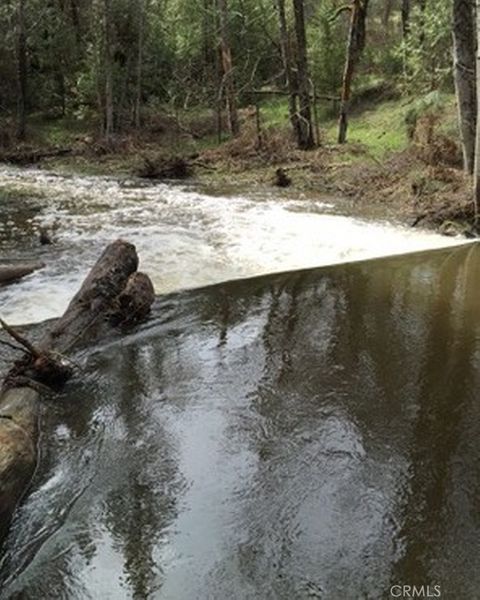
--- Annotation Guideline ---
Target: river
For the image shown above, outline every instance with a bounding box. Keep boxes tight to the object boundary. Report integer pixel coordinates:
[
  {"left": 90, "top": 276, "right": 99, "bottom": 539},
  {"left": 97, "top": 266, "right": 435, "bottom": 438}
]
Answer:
[
  {"left": 0, "top": 166, "right": 463, "bottom": 324},
  {"left": 0, "top": 167, "right": 478, "bottom": 599}
]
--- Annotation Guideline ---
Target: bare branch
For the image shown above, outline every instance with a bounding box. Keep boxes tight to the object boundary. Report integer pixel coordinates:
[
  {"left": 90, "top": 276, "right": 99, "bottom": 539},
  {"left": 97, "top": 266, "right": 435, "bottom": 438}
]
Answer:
[
  {"left": 0, "top": 319, "right": 41, "bottom": 358},
  {"left": 332, "top": 3, "right": 353, "bottom": 21}
]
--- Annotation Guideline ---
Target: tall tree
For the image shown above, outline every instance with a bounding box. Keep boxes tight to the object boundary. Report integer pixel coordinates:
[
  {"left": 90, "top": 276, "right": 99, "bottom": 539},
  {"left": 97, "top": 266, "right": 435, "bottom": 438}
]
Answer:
[
  {"left": 453, "top": 0, "right": 477, "bottom": 174},
  {"left": 292, "top": 0, "right": 314, "bottom": 149},
  {"left": 134, "top": 0, "right": 145, "bottom": 129},
  {"left": 16, "top": 0, "right": 27, "bottom": 140},
  {"left": 217, "top": 0, "right": 239, "bottom": 136},
  {"left": 104, "top": 0, "right": 114, "bottom": 139},
  {"left": 401, "top": 0, "right": 410, "bottom": 38},
  {"left": 275, "top": 0, "right": 301, "bottom": 145},
  {"left": 382, "top": 0, "right": 395, "bottom": 29},
  {"left": 417, "top": 0, "right": 427, "bottom": 47},
  {"left": 338, "top": 0, "right": 369, "bottom": 144},
  {"left": 69, "top": 0, "right": 82, "bottom": 44},
  {"left": 201, "top": 0, "right": 215, "bottom": 85},
  {"left": 474, "top": 0, "right": 480, "bottom": 222}
]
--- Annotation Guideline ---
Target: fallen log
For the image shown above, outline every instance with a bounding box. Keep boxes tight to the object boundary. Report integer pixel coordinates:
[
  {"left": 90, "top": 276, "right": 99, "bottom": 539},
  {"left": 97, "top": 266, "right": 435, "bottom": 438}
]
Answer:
[
  {"left": 0, "top": 239, "right": 154, "bottom": 545},
  {"left": 0, "top": 262, "right": 45, "bottom": 286},
  {"left": 137, "top": 155, "right": 192, "bottom": 180},
  {"left": 0, "top": 146, "right": 73, "bottom": 166}
]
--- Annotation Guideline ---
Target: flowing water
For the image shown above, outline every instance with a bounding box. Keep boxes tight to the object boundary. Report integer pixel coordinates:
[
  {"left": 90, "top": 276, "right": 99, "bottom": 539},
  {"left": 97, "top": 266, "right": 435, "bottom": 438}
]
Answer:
[
  {"left": 0, "top": 165, "right": 463, "bottom": 324},
  {"left": 0, "top": 167, "right": 478, "bottom": 599}
]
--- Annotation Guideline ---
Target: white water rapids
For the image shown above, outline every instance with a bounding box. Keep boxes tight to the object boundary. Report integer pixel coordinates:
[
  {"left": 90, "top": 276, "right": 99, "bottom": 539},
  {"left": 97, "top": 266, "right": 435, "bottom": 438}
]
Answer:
[{"left": 0, "top": 166, "right": 466, "bottom": 325}]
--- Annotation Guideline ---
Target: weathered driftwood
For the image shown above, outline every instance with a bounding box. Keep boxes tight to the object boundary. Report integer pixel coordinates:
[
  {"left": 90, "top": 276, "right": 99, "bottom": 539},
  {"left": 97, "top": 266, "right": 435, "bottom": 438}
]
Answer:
[
  {"left": 0, "top": 388, "right": 38, "bottom": 542},
  {"left": 0, "top": 239, "right": 154, "bottom": 545},
  {"left": 0, "top": 262, "right": 45, "bottom": 286},
  {"left": 110, "top": 272, "right": 155, "bottom": 327}
]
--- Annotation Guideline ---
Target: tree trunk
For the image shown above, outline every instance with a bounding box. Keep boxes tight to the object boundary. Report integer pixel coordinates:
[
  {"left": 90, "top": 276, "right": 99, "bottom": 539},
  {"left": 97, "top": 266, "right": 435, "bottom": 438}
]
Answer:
[
  {"left": 0, "top": 387, "right": 38, "bottom": 542},
  {"left": 402, "top": 0, "right": 410, "bottom": 38},
  {"left": 275, "top": 0, "right": 301, "bottom": 145},
  {"left": 383, "top": 0, "right": 394, "bottom": 29},
  {"left": 201, "top": 0, "right": 214, "bottom": 84},
  {"left": 215, "top": 44, "right": 224, "bottom": 143},
  {"left": 0, "top": 262, "right": 44, "bottom": 286},
  {"left": 453, "top": 0, "right": 477, "bottom": 174},
  {"left": 217, "top": 0, "right": 239, "bottom": 136},
  {"left": 473, "top": 0, "right": 480, "bottom": 223},
  {"left": 0, "top": 240, "right": 154, "bottom": 546},
  {"left": 338, "top": 0, "right": 369, "bottom": 145},
  {"left": 292, "top": 0, "right": 314, "bottom": 149},
  {"left": 69, "top": 0, "right": 82, "bottom": 44},
  {"left": 134, "top": 0, "right": 145, "bottom": 129},
  {"left": 56, "top": 71, "right": 66, "bottom": 116},
  {"left": 417, "top": 0, "right": 427, "bottom": 47},
  {"left": 16, "top": 0, "right": 27, "bottom": 141},
  {"left": 104, "top": 0, "right": 114, "bottom": 139},
  {"left": 312, "top": 82, "right": 320, "bottom": 145}
]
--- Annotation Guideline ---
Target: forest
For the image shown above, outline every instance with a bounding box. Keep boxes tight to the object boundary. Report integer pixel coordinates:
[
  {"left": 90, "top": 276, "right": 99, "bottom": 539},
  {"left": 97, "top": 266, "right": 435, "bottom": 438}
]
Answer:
[
  {"left": 0, "top": 0, "right": 478, "bottom": 230},
  {"left": 3, "top": 2, "right": 480, "bottom": 597}
]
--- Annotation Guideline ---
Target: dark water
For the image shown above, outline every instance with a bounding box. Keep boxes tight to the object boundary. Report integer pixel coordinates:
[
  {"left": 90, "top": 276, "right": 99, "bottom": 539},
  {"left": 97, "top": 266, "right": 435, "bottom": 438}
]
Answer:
[{"left": 1, "top": 243, "right": 480, "bottom": 599}]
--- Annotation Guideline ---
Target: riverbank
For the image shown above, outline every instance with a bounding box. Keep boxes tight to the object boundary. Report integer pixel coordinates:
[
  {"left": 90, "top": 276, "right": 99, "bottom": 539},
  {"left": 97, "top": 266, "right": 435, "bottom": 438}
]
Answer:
[{"left": 1, "top": 94, "right": 474, "bottom": 236}]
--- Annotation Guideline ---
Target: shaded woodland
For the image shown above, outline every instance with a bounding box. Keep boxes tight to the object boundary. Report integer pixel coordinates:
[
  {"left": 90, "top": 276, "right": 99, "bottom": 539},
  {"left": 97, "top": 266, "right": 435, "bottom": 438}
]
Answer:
[{"left": 2, "top": 0, "right": 480, "bottom": 219}]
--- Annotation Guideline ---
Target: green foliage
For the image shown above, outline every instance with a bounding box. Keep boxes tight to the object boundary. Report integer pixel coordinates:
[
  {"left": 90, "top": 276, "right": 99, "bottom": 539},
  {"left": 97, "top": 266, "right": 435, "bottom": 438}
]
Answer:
[
  {"left": 261, "top": 95, "right": 416, "bottom": 161},
  {"left": 405, "top": 90, "right": 447, "bottom": 124},
  {"left": 260, "top": 97, "right": 290, "bottom": 129},
  {"left": 395, "top": 0, "right": 453, "bottom": 94},
  {"left": 404, "top": 90, "right": 455, "bottom": 140},
  {"left": 308, "top": 0, "right": 346, "bottom": 96},
  {"left": 0, "top": 0, "right": 463, "bottom": 146},
  {"left": 325, "top": 98, "right": 411, "bottom": 159}
]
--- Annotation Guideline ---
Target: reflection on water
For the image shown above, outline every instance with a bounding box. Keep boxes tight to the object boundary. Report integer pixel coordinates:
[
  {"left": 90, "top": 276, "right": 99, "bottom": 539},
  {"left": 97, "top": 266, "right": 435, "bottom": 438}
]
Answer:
[
  {"left": 0, "top": 166, "right": 463, "bottom": 324},
  {"left": 1, "top": 243, "right": 480, "bottom": 599}
]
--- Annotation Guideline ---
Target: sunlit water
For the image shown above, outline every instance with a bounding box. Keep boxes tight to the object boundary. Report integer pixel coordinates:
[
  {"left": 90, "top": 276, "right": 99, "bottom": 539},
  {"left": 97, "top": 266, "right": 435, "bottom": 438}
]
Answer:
[
  {"left": 0, "top": 165, "right": 464, "bottom": 324},
  {"left": 1, "top": 167, "right": 478, "bottom": 599}
]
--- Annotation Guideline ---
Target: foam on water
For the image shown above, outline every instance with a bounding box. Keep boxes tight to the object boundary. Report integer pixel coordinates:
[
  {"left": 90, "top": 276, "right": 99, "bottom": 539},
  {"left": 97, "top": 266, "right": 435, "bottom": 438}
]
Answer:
[{"left": 0, "top": 166, "right": 466, "bottom": 324}]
